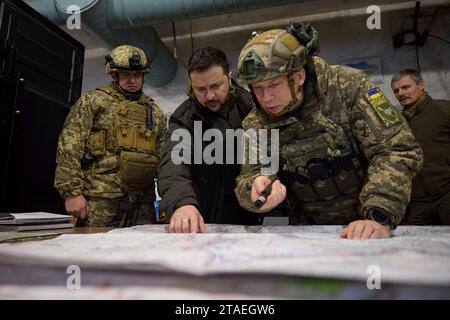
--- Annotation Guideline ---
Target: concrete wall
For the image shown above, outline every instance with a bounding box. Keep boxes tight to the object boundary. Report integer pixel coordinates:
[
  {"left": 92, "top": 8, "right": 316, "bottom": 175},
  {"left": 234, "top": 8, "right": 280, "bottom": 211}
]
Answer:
[{"left": 80, "top": 4, "right": 450, "bottom": 114}]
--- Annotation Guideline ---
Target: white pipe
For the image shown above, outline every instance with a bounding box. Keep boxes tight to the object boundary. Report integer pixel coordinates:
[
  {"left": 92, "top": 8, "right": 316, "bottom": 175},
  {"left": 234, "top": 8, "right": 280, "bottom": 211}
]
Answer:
[{"left": 160, "top": 0, "right": 450, "bottom": 42}]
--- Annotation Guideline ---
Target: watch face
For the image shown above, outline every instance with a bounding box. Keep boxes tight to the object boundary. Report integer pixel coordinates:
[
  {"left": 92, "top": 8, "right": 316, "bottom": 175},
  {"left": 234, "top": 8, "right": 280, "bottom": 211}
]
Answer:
[{"left": 371, "top": 209, "right": 388, "bottom": 224}]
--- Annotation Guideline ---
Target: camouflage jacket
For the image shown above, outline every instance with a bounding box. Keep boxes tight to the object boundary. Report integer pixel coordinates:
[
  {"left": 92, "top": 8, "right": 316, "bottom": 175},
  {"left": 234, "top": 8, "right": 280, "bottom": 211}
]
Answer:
[
  {"left": 235, "top": 57, "right": 423, "bottom": 227},
  {"left": 55, "top": 83, "right": 166, "bottom": 199}
]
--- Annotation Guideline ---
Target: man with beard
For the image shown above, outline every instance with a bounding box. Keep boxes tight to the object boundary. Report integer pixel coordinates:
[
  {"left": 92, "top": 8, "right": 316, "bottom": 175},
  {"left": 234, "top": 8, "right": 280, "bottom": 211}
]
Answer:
[{"left": 158, "top": 47, "right": 259, "bottom": 233}]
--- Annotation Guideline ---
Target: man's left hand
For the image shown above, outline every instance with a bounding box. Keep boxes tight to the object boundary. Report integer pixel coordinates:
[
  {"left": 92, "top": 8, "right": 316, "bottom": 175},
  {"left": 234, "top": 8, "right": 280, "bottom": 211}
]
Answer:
[{"left": 340, "top": 220, "right": 391, "bottom": 240}]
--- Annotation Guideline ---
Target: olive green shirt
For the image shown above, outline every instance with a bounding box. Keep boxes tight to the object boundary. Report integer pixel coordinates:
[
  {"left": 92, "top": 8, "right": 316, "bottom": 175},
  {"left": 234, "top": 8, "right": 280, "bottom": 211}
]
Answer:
[{"left": 402, "top": 93, "right": 450, "bottom": 201}]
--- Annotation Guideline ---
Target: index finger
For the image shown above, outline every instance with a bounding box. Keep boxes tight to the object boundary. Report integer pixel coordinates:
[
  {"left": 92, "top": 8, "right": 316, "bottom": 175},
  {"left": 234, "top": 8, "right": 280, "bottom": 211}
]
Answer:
[
  {"left": 199, "top": 216, "right": 206, "bottom": 233},
  {"left": 254, "top": 176, "right": 271, "bottom": 193},
  {"left": 169, "top": 216, "right": 179, "bottom": 233},
  {"left": 260, "top": 181, "right": 284, "bottom": 208},
  {"left": 251, "top": 182, "right": 265, "bottom": 203},
  {"left": 344, "top": 222, "right": 357, "bottom": 239},
  {"left": 189, "top": 214, "right": 199, "bottom": 233}
]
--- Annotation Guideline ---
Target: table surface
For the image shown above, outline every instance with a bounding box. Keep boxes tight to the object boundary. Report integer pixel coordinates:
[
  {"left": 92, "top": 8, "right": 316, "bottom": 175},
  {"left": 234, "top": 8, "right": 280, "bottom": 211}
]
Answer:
[{"left": 0, "top": 224, "right": 449, "bottom": 299}]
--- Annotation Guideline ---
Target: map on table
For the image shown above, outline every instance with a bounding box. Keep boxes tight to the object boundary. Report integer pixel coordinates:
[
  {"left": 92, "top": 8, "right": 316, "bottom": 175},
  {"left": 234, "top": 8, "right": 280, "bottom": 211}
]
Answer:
[{"left": 0, "top": 225, "right": 449, "bottom": 286}]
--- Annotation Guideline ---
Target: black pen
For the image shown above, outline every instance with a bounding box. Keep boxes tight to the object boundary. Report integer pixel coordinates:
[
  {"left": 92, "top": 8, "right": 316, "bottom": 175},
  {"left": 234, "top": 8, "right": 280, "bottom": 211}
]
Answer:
[{"left": 254, "top": 180, "right": 275, "bottom": 209}]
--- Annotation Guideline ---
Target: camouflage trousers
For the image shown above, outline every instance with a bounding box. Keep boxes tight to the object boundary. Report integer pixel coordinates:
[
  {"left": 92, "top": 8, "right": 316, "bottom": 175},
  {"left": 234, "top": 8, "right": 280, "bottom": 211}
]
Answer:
[
  {"left": 403, "top": 190, "right": 450, "bottom": 225},
  {"left": 80, "top": 196, "right": 154, "bottom": 228}
]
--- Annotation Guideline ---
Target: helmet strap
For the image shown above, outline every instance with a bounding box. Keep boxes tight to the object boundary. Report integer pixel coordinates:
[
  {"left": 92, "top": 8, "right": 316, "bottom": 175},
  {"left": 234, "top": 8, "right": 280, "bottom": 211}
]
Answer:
[{"left": 287, "top": 73, "right": 299, "bottom": 108}]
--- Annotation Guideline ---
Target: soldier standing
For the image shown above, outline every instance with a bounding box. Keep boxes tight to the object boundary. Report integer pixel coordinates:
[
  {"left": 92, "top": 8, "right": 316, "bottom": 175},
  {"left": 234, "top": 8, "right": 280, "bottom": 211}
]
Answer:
[
  {"left": 391, "top": 69, "right": 450, "bottom": 225},
  {"left": 234, "top": 22, "right": 423, "bottom": 239},
  {"left": 55, "top": 45, "right": 166, "bottom": 227}
]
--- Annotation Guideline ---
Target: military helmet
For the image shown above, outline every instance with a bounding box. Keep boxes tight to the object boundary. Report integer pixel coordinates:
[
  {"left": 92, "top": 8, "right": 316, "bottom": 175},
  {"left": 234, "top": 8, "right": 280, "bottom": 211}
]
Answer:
[
  {"left": 237, "top": 29, "right": 307, "bottom": 84},
  {"left": 105, "top": 45, "right": 150, "bottom": 75},
  {"left": 237, "top": 22, "right": 320, "bottom": 117},
  {"left": 237, "top": 22, "right": 319, "bottom": 84}
]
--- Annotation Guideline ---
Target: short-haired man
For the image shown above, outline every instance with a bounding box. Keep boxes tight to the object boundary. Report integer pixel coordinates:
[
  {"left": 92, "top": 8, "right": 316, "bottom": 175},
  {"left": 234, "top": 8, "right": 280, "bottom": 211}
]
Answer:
[
  {"left": 391, "top": 69, "right": 450, "bottom": 225},
  {"left": 234, "top": 22, "right": 423, "bottom": 239},
  {"left": 158, "top": 47, "right": 259, "bottom": 233}
]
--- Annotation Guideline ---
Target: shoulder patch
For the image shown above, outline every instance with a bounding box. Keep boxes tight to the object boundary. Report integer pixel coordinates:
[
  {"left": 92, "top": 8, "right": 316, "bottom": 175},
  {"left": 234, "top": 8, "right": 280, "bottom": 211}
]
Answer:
[{"left": 365, "top": 88, "right": 401, "bottom": 127}]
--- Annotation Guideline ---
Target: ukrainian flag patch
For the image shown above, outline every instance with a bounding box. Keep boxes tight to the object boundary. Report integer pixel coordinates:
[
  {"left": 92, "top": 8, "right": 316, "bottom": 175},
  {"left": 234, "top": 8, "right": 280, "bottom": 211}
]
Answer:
[{"left": 365, "top": 88, "right": 400, "bottom": 127}]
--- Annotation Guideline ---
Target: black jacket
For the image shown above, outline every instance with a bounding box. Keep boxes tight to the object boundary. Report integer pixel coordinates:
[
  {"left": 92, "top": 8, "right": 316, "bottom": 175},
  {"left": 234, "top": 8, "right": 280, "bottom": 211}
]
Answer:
[{"left": 158, "top": 81, "right": 260, "bottom": 224}]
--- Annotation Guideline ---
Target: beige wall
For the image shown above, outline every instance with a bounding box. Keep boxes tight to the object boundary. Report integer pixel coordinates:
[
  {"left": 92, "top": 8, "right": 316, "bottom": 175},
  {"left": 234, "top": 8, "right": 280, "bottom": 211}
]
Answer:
[{"left": 80, "top": 3, "right": 450, "bottom": 114}]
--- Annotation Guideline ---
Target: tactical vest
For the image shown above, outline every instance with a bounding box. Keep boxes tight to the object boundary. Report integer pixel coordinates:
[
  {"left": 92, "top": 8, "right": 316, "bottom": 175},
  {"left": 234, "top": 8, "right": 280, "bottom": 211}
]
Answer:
[
  {"left": 277, "top": 110, "right": 365, "bottom": 224},
  {"left": 87, "top": 86, "right": 158, "bottom": 191}
]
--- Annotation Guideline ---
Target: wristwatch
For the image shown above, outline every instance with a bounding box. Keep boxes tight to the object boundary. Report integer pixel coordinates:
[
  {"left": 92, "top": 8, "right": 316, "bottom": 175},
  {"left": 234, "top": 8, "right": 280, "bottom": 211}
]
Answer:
[{"left": 368, "top": 208, "right": 390, "bottom": 226}]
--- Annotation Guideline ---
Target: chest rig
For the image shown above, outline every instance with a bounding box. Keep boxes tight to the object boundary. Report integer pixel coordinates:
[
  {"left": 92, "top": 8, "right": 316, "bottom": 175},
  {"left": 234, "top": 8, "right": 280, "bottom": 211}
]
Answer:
[
  {"left": 276, "top": 109, "right": 365, "bottom": 224},
  {"left": 87, "top": 86, "right": 158, "bottom": 190}
]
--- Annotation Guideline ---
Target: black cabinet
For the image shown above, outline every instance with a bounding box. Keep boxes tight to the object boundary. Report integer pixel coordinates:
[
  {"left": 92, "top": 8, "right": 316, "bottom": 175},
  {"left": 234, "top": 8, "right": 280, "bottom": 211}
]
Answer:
[{"left": 0, "top": 0, "right": 84, "bottom": 213}]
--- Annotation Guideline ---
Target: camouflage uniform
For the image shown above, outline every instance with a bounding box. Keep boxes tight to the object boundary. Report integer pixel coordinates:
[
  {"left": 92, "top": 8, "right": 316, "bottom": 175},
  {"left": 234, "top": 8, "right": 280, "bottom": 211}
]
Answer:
[
  {"left": 235, "top": 27, "right": 423, "bottom": 228},
  {"left": 54, "top": 45, "right": 167, "bottom": 227}
]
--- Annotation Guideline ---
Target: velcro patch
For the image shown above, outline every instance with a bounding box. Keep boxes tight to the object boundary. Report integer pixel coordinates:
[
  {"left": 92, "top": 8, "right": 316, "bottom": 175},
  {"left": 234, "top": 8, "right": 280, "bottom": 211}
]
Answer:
[{"left": 365, "top": 88, "right": 401, "bottom": 127}]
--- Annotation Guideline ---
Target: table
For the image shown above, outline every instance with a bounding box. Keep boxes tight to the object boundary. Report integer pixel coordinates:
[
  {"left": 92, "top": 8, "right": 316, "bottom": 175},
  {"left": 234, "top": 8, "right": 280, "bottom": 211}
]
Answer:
[{"left": 0, "top": 224, "right": 449, "bottom": 299}]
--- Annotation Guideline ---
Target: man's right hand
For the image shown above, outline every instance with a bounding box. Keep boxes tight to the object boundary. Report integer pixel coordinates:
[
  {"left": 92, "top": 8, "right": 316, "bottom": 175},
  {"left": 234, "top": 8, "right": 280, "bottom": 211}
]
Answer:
[
  {"left": 169, "top": 205, "right": 206, "bottom": 233},
  {"left": 251, "top": 176, "right": 286, "bottom": 212},
  {"left": 65, "top": 195, "right": 89, "bottom": 220}
]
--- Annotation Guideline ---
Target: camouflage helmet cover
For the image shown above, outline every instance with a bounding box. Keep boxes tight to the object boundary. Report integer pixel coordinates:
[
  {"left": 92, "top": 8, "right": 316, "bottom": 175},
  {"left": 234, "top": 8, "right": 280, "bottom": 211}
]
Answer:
[
  {"left": 237, "top": 29, "right": 307, "bottom": 84},
  {"left": 105, "top": 45, "right": 150, "bottom": 75}
]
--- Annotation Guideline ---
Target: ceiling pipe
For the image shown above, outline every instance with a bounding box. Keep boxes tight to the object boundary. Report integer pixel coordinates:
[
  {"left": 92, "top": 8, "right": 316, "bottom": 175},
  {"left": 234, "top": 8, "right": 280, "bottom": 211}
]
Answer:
[{"left": 26, "top": 0, "right": 313, "bottom": 86}]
